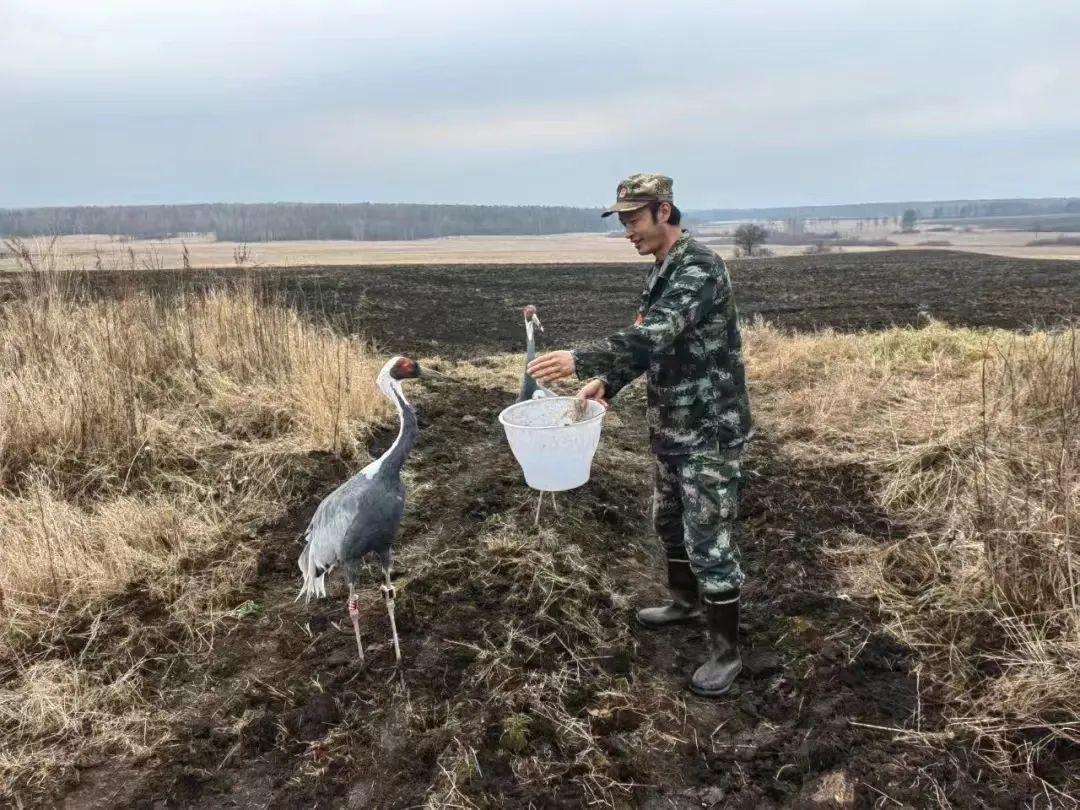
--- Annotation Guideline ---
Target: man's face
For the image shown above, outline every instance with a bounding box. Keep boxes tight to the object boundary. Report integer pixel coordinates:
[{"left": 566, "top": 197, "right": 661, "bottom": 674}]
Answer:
[{"left": 619, "top": 203, "right": 668, "bottom": 256}]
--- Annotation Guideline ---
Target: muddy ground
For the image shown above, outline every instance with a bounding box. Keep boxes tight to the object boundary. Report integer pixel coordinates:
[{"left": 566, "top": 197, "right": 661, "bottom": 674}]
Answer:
[
  {"left": 10, "top": 250, "right": 1080, "bottom": 808},
  {"left": 53, "top": 385, "right": 1041, "bottom": 810}
]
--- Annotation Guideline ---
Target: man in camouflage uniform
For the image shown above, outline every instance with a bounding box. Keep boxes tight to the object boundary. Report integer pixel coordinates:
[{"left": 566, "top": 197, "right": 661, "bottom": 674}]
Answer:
[{"left": 528, "top": 173, "right": 752, "bottom": 697}]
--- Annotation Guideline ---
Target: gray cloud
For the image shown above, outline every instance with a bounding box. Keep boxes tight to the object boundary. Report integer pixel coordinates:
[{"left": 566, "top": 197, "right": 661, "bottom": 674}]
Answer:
[{"left": 2, "top": 0, "right": 1078, "bottom": 208}]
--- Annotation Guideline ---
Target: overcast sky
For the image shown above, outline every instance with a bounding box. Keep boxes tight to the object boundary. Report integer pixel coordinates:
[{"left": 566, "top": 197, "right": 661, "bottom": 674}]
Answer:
[{"left": 2, "top": 0, "right": 1078, "bottom": 209}]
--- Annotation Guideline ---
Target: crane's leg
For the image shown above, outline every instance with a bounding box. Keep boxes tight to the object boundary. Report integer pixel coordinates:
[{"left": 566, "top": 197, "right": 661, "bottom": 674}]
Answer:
[
  {"left": 347, "top": 581, "right": 366, "bottom": 666},
  {"left": 381, "top": 566, "right": 402, "bottom": 669},
  {"left": 534, "top": 490, "right": 544, "bottom": 526},
  {"left": 550, "top": 491, "right": 559, "bottom": 513}
]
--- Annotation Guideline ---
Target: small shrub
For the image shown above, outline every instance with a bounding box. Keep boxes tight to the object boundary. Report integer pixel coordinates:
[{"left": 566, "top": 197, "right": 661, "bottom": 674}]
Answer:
[{"left": 500, "top": 713, "right": 532, "bottom": 754}]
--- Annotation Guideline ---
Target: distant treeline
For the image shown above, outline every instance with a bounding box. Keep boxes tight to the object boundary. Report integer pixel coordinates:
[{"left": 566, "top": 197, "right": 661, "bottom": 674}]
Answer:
[
  {"left": 5, "top": 197, "right": 1079, "bottom": 242},
  {"left": 0, "top": 202, "right": 611, "bottom": 241}
]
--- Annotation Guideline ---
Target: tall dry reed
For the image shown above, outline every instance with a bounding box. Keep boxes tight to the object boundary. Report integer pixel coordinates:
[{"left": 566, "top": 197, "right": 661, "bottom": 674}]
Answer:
[
  {"left": 746, "top": 318, "right": 1079, "bottom": 765},
  {"left": 1, "top": 245, "right": 387, "bottom": 637}
]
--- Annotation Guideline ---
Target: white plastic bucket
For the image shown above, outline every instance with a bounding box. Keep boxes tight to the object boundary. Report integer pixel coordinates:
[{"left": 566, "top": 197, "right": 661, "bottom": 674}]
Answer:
[{"left": 498, "top": 397, "right": 607, "bottom": 491}]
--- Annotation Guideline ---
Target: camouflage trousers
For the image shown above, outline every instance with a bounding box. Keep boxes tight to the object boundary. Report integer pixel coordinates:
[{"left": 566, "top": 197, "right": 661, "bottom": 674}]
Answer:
[{"left": 653, "top": 445, "right": 745, "bottom": 594}]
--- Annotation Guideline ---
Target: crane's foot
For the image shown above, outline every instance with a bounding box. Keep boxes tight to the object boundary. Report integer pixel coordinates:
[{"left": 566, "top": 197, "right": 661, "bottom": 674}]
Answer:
[
  {"left": 386, "top": 662, "right": 406, "bottom": 686},
  {"left": 348, "top": 593, "right": 366, "bottom": 667}
]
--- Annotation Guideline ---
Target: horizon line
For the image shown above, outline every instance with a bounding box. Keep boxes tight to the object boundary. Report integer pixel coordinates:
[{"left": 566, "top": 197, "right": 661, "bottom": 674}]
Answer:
[{"left": 1, "top": 193, "right": 1076, "bottom": 215}]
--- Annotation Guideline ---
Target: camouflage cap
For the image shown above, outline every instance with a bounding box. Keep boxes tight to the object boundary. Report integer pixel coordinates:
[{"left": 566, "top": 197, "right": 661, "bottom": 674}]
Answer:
[{"left": 602, "top": 173, "right": 674, "bottom": 217}]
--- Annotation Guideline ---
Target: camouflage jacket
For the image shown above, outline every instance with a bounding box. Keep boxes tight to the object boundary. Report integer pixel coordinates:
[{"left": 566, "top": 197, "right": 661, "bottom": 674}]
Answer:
[{"left": 572, "top": 231, "right": 751, "bottom": 456}]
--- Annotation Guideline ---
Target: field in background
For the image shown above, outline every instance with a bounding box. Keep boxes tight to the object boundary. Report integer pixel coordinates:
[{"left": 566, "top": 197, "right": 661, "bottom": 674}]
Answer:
[
  {"left": 1, "top": 250, "right": 1077, "bottom": 807},
  {"left": 698, "top": 216, "right": 1080, "bottom": 261},
  {"left": 3, "top": 220, "right": 1080, "bottom": 273},
  {"left": 16, "top": 250, "right": 1072, "bottom": 362}
]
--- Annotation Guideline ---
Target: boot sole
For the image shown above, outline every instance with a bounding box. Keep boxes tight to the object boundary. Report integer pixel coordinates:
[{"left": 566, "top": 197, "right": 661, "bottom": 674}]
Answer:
[
  {"left": 634, "top": 611, "right": 703, "bottom": 630},
  {"left": 689, "top": 662, "right": 743, "bottom": 697}
]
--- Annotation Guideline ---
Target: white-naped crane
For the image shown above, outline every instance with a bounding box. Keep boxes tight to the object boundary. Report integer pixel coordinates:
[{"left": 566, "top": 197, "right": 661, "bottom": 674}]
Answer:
[
  {"left": 517, "top": 304, "right": 555, "bottom": 403},
  {"left": 296, "top": 355, "right": 451, "bottom": 670}
]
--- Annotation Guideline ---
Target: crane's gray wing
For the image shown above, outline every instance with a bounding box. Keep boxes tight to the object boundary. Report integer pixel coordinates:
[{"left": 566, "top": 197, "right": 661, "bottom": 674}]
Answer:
[
  {"left": 302, "top": 475, "right": 404, "bottom": 573},
  {"left": 340, "top": 477, "right": 405, "bottom": 562}
]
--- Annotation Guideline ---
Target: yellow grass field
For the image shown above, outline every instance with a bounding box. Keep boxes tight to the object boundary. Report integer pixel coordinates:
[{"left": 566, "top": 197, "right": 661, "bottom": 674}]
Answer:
[{"left": 2, "top": 224, "right": 1078, "bottom": 273}]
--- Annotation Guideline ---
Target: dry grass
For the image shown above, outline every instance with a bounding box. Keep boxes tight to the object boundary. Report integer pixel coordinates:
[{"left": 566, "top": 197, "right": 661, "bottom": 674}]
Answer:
[
  {"left": 0, "top": 659, "right": 170, "bottom": 795},
  {"left": 0, "top": 245, "right": 390, "bottom": 797},
  {"left": 0, "top": 265, "right": 387, "bottom": 618},
  {"left": 745, "top": 318, "right": 1079, "bottom": 767}
]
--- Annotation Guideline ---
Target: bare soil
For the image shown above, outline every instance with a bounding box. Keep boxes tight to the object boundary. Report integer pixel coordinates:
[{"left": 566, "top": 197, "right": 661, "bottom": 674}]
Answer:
[
  {"left": 14, "top": 249, "right": 1076, "bottom": 361},
  {"left": 11, "top": 250, "right": 1080, "bottom": 808}
]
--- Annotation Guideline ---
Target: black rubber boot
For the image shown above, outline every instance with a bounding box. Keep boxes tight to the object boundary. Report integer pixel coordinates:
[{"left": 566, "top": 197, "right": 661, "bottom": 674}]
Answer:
[
  {"left": 690, "top": 590, "right": 742, "bottom": 697},
  {"left": 635, "top": 557, "right": 703, "bottom": 628}
]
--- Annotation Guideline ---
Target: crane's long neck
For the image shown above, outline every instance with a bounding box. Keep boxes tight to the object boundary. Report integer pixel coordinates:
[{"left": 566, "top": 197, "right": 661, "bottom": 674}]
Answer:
[
  {"left": 526, "top": 321, "right": 537, "bottom": 363},
  {"left": 377, "top": 382, "right": 419, "bottom": 477},
  {"left": 519, "top": 321, "right": 539, "bottom": 401}
]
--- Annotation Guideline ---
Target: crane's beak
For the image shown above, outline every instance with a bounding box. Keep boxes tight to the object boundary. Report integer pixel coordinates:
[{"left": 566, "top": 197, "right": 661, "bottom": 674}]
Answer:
[{"left": 418, "top": 365, "right": 457, "bottom": 383}]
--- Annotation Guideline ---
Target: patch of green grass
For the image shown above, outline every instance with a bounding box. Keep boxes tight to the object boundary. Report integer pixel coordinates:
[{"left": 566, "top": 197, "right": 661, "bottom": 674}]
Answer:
[{"left": 500, "top": 713, "right": 532, "bottom": 754}]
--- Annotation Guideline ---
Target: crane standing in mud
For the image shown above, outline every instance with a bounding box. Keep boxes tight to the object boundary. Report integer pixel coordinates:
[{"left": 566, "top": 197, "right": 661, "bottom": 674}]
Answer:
[{"left": 296, "top": 355, "right": 450, "bottom": 669}]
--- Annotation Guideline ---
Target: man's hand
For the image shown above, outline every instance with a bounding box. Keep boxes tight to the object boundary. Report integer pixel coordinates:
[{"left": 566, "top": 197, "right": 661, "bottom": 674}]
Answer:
[
  {"left": 577, "top": 378, "right": 607, "bottom": 403},
  {"left": 527, "top": 350, "right": 575, "bottom": 385}
]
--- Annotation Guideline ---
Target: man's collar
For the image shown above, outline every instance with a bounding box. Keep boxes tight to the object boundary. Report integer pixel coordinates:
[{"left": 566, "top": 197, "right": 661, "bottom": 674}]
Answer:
[
  {"left": 643, "top": 231, "right": 691, "bottom": 297},
  {"left": 654, "top": 229, "right": 691, "bottom": 275}
]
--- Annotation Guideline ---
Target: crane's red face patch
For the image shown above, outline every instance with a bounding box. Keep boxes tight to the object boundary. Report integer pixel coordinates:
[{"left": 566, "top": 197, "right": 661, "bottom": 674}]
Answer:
[
  {"left": 390, "top": 357, "right": 419, "bottom": 380},
  {"left": 523, "top": 305, "right": 537, "bottom": 320}
]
